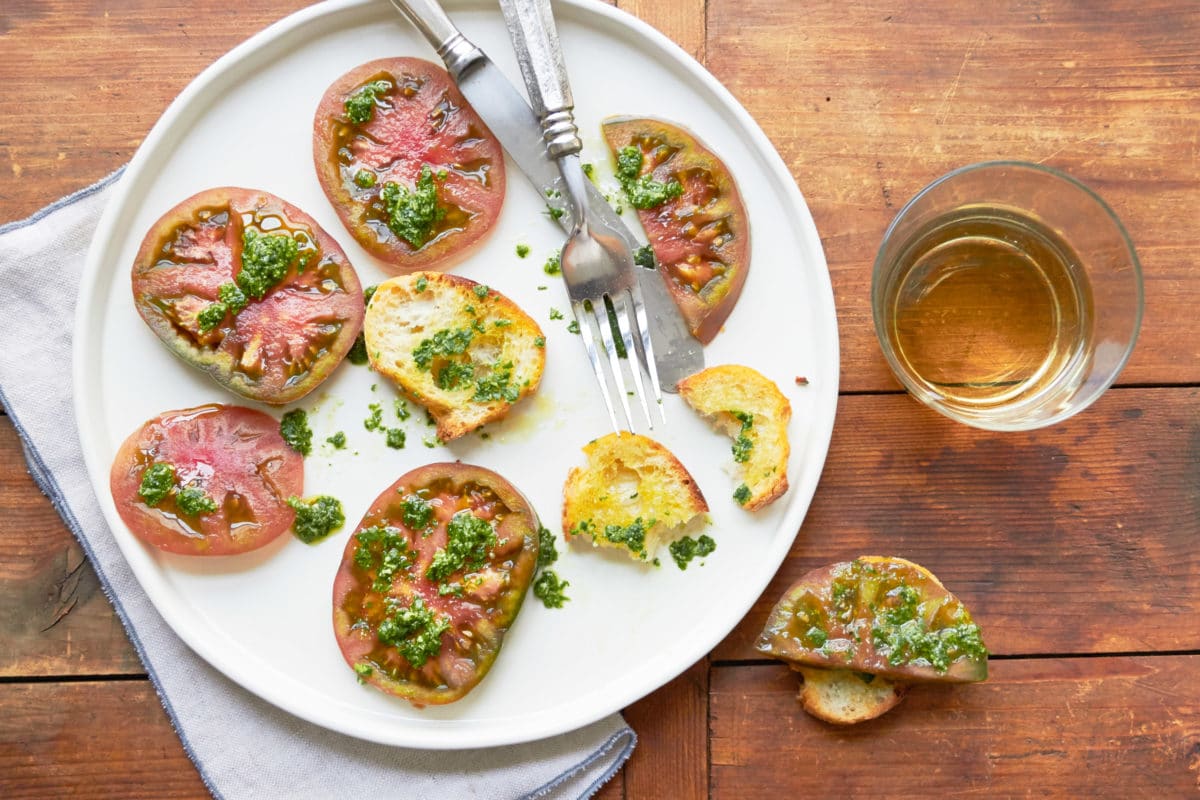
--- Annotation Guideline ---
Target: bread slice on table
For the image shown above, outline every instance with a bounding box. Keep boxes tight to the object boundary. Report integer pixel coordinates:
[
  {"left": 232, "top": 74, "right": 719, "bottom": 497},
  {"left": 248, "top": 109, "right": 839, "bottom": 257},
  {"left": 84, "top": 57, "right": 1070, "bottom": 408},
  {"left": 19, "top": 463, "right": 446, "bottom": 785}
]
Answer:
[
  {"left": 563, "top": 433, "right": 709, "bottom": 562},
  {"left": 677, "top": 364, "right": 790, "bottom": 511},
  {"left": 364, "top": 272, "right": 544, "bottom": 441},
  {"left": 794, "top": 667, "right": 909, "bottom": 725}
]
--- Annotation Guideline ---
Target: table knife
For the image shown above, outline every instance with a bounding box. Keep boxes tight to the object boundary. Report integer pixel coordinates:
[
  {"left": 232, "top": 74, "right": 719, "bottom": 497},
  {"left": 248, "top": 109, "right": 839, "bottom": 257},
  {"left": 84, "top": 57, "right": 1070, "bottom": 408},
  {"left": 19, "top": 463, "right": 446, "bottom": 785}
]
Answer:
[{"left": 387, "top": 0, "right": 704, "bottom": 390}]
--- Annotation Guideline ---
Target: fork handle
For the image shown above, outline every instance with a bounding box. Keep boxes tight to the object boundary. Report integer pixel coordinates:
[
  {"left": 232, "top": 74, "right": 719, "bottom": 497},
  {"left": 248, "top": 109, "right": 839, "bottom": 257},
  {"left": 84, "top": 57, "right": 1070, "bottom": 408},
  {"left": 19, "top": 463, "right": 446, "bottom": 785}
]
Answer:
[{"left": 499, "top": 0, "right": 581, "bottom": 159}]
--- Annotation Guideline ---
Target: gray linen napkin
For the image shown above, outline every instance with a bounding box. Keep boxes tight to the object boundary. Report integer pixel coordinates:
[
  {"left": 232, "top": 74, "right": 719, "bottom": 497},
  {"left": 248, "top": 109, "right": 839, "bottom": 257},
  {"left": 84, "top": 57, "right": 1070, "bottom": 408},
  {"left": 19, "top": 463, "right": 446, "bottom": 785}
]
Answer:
[{"left": 0, "top": 171, "right": 634, "bottom": 799}]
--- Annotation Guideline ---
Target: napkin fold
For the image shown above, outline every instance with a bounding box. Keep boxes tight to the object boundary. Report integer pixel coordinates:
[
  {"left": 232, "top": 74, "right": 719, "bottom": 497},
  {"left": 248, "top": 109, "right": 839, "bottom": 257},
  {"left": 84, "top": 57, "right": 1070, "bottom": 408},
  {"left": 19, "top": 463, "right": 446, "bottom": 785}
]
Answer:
[{"left": 0, "top": 171, "right": 634, "bottom": 799}]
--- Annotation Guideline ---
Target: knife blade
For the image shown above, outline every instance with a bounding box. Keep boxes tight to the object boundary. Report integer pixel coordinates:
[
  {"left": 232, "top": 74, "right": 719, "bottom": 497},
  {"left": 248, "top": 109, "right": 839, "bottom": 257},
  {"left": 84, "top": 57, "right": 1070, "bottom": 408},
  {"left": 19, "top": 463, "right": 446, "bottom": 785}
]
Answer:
[{"left": 388, "top": 0, "right": 703, "bottom": 390}]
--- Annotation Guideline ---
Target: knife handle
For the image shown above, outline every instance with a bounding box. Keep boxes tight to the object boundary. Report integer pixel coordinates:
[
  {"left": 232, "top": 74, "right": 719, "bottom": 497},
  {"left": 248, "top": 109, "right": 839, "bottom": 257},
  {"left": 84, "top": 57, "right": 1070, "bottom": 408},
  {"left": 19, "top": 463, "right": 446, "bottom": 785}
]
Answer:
[
  {"left": 498, "top": 0, "right": 581, "bottom": 159},
  {"left": 388, "top": 0, "right": 482, "bottom": 80}
]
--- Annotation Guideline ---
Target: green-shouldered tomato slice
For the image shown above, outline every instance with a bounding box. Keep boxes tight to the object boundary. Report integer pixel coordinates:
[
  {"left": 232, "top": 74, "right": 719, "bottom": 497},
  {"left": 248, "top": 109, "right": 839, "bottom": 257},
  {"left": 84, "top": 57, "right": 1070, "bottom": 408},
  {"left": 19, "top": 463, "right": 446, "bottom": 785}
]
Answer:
[
  {"left": 313, "top": 57, "right": 506, "bottom": 273},
  {"left": 602, "top": 116, "right": 750, "bottom": 344},
  {"left": 109, "top": 404, "right": 304, "bottom": 556},
  {"left": 756, "top": 556, "right": 989, "bottom": 683},
  {"left": 332, "top": 463, "right": 540, "bottom": 706},
  {"left": 131, "top": 187, "right": 365, "bottom": 405}
]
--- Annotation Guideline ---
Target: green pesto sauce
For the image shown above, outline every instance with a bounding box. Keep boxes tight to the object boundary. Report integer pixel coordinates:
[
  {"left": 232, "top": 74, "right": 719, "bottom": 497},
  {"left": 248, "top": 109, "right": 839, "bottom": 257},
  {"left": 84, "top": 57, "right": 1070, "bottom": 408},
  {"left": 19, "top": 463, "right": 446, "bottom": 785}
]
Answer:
[
  {"left": 868, "top": 582, "right": 987, "bottom": 671},
  {"left": 380, "top": 166, "right": 445, "bottom": 249},
  {"left": 549, "top": 308, "right": 564, "bottom": 321},
  {"left": 239, "top": 228, "right": 299, "bottom": 300},
  {"left": 399, "top": 494, "right": 433, "bottom": 530},
  {"left": 668, "top": 534, "right": 717, "bottom": 570},
  {"left": 363, "top": 284, "right": 378, "bottom": 306},
  {"left": 413, "top": 327, "right": 474, "bottom": 370},
  {"left": 377, "top": 596, "right": 449, "bottom": 668},
  {"left": 394, "top": 399, "right": 410, "bottom": 421},
  {"left": 633, "top": 244, "right": 657, "bottom": 271},
  {"left": 354, "top": 169, "right": 377, "bottom": 189},
  {"left": 730, "top": 410, "right": 754, "bottom": 464},
  {"left": 279, "top": 409, "right": 313, "bottom": 456},
  {"left": 287, "top": 495, "right": 345, "bottom": 544},
  {"left": 566, "top": 320, "right": 580, "bottom": 335},
  {"left": 515, "top": 243, "right": 530, "bottom": 258},
  {"left": 425, "top": 510, "right": 496, "bottom": 583},
  {"left": 543, "top": 253, "right": 562, "bottom": 275},
  {"left": 175, "top": 485, "right": 218, "bottom": 516},
  {"left": 614, "top": 146, "right": 684, "bottom": 209},
  {"left": 473, "top": 283, "right": 489, "bottom": 298},
  {"left": 385, "top": 428, "right": 406, "bottom": 449},
  {"left": 733, "top": 483, "right": 752, "bottom": 505},
  {"left": 414, "top": 276, "right": 428, "bottom": 293},
  {"left": 137, "top": 463, "right": 175, "bottom": 507},
  {"left": 344, "top": 80, "right": 390, "bottom": 124},
  {"left": 364, "top": 402, "right": 384, "bottom": 432},
  {"left": 354, "top": 525, "right": 413, "bottom": 592},
  {"left": 326, "top": 431, "right": 347, "bottom": 449},
  {"left": 534, "top": 335, "right": 546, "bottom": 348},
  {"left": 346, "top": 334, "right": 369, "bottom": 365},
  {"left": 533, "top": 570, "right": 570, "bottom": 609},
  {"left": 575, "top": 517, "right": 652, "bottom": 560},
  {"left": 537, "top": 525, "right": 559, "bottom": 569}
]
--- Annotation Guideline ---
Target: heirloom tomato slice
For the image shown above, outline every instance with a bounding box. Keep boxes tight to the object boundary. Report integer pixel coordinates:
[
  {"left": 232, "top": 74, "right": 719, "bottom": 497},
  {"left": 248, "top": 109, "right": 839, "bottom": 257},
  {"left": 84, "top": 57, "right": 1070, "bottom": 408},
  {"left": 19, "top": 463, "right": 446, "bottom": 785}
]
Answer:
[
  {"left": 131, "top": 187, "right": 365, "bottom": 405},
  {"left": 313, "top": 57, "right": 506, "bottom": 272},
  {"left": 332, "top": 463, "right": 540, "bottom": 706},
  {"left": 602, "top": 117, "right": 750, "bottom": 343},
  {"left": 756, "top": 557, "right": 989, "bottom": 683},
  {"left": 109, "top": 404, "right": 304, "bottom": 556}
]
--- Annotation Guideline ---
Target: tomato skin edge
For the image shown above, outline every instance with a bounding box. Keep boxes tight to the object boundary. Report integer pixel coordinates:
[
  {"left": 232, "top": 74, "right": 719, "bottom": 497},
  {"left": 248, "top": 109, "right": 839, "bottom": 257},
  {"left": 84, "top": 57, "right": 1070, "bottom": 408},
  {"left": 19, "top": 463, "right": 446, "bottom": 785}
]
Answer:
[
  {"left": 130, "top": 187, "right": 365, "bottom": 405},
  {"left": 331, "top": 462, "right": 540, "bottom": 706}
]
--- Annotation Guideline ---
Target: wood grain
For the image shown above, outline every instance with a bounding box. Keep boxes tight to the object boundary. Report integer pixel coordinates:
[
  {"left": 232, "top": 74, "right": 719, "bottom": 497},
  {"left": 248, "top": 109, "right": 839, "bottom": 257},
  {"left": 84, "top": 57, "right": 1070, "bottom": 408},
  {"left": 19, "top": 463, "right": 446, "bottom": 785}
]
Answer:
[
  {"left": 621, "top": 658, "right": 709, "bottom": 799},
  {"left": 0, "top": 681, "right": 208, "bottom": 799},
  {"left": 716, "top": 387, "right": 1200, "bottom": 661},
  {"left": 0, "top": 420, "right": 141, "bottom": 677},
  {"left": 710, "top": 657, "right": 1200, "bottom": 797},
  {"left": 616, "top": 0, "right": 705, "bottom": 63},
  {"left": 706, "top": 0, "right": 1200, "bottom": 391}
]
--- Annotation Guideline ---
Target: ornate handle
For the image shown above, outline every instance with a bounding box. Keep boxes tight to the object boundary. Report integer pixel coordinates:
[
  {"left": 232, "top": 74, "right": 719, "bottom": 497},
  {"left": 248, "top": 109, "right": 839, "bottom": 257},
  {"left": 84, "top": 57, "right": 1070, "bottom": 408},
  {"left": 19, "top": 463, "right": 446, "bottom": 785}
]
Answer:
[
  {"left": 388, "top": 0, "right": 482, "bottom": 80},
  {"left": 498, "top": 0, "right": 582, "bottom": 159}
]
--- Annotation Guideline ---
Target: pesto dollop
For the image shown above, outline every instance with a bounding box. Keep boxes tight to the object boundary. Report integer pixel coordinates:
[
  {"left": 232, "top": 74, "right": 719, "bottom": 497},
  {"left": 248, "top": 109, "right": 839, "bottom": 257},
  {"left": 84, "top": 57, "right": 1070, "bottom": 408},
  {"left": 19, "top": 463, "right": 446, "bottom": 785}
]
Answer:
[
  {"left": 733, "top": 484, "right": 751, "bottom": 505},
  {"left": 137, "top": 463, "right": 175, "bottom": 507},
  {"left": 377, "top": 596, "right": 449, "bottom": 668},
  {"left": 614, "top": 146, "right": 684, "bottom": 209},
  {"left": 730, "top": 410, "right": 754, "bottom": 464},
  {"left": 176, "top": 485, "right": 218, "bottom": 516},
  {"left": 345, "top": 80, "right": 390, "bottom": 124},
  {"left": 533, "top": 570, "right": 570, "bottom": 608},
  {"left": 425, "top": 510, "right": 497, "bottom": 583},
  {"left": 279, "top": 409, "right": 313, "bottom": 456},
  {"left": 354, "top": 525, "right": 413, "bottom": 592},
  {"left": 668, "top": 534, "right": 716, "bottom": 570},
  {"left": 287, "top": 495, "right": 345, "bottom": 544},
  {"left": 380, "top": 166, "right": 445, "bottom": 249}
]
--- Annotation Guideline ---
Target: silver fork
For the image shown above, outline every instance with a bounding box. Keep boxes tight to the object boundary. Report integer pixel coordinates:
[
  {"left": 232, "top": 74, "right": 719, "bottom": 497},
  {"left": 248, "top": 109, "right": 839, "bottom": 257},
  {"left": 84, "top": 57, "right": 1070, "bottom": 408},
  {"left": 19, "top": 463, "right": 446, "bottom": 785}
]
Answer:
[{"left": 499, "top": 0, "right": 665, "bottom": 432}]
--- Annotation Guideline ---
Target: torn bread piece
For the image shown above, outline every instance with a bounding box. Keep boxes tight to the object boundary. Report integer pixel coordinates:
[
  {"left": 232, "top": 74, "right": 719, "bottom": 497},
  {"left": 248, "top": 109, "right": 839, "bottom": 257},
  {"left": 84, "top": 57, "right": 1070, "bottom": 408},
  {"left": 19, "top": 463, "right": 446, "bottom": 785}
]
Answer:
[
  {"left": 364, "top": 272, "right": 544, "bottom": 441},
  {"left": 563, "top": 433, "right": 709, "bottom": 562},
  {"left": 794, "top": 667, "right": 909, "bottom": 725},
  {"left": 677, "top": 364, "right": 790, "bottom": 510}
]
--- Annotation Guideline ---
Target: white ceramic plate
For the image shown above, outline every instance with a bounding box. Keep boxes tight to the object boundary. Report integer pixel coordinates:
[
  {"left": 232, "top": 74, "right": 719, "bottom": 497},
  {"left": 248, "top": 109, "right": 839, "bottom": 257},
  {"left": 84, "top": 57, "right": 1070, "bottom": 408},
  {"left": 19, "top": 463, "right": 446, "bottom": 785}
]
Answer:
[{"left": 74, "top": 0, "right": 838, "bottom": 748}]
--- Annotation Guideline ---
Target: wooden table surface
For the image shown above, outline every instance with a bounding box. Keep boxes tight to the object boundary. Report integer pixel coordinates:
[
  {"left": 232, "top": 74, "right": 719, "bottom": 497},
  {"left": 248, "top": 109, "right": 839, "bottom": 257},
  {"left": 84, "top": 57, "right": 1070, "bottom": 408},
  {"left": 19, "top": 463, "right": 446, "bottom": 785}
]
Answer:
[{"left": 2, "top": 0, "right": 1199, "bottom": 796}]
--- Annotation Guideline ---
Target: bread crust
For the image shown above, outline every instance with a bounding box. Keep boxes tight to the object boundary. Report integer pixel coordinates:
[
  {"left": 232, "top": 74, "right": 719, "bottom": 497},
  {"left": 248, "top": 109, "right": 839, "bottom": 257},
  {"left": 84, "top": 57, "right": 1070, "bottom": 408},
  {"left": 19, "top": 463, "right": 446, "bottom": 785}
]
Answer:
[
  {"left": 562, "top": 433, "right": 709, "bottom": 561},
  {"left": 677, "top": 364, "right": 790, "bottom": 511}
]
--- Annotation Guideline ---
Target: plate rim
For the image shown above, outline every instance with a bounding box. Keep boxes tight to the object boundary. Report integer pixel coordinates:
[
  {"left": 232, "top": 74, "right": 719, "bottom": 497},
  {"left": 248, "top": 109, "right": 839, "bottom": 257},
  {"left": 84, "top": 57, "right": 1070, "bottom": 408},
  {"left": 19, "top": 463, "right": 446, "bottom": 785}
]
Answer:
[{"left": 73, "top": 0, "right": 840, "bottom": 749}]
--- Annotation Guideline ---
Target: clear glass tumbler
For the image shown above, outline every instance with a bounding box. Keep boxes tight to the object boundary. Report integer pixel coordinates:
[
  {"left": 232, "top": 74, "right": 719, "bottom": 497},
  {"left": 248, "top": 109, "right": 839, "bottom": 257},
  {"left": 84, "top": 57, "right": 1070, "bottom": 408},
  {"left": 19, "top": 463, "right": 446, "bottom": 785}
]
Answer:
[{"left": 872, "top": 161, "right": 1143, "bottom": 431}]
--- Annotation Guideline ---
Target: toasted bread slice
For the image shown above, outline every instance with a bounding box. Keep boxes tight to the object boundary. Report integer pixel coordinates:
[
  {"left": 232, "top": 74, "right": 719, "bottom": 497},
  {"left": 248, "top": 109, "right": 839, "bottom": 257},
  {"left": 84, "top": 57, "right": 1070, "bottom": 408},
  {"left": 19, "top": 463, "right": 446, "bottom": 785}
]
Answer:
[
  {"left": 794, "top": 667, "right": 909, "bottom": 725},
  {"left": 563, "top": 433, "right": 709, "bottom": 562},
  {"left": 677, "top": 364, "right": 790, "bottom": 511},
  {"left": 364, "top": 272, "right": 545, "bottom": 440}
]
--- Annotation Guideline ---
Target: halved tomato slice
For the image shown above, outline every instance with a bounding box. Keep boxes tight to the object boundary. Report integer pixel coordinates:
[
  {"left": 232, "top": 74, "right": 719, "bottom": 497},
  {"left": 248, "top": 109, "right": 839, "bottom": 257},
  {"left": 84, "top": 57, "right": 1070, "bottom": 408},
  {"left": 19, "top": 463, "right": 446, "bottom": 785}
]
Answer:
[
  {"left": 108, "top": 404, "right": 304, "bottom": 556},
  {"left": 131, "top": 187, "right": 365, "bottom": 405},
  {"left": 332, "top": 463, "right": 540, "bottom": 706},
  {"left": 602, "top": 117, "right": 750, "bottom": 344},
  {"left": 313, "top": 57, "right": 506, "bottom": 272},
  {"left": 756, "top": 557, "right": 989, "bottom": 683}
]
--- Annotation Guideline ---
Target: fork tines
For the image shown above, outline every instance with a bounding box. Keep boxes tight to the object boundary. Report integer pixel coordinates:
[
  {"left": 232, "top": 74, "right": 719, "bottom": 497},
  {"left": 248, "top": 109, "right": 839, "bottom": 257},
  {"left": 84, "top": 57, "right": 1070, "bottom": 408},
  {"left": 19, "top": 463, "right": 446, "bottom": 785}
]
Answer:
[{"left": 572, "top": 284, "right": 665, "bottom": 434}]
